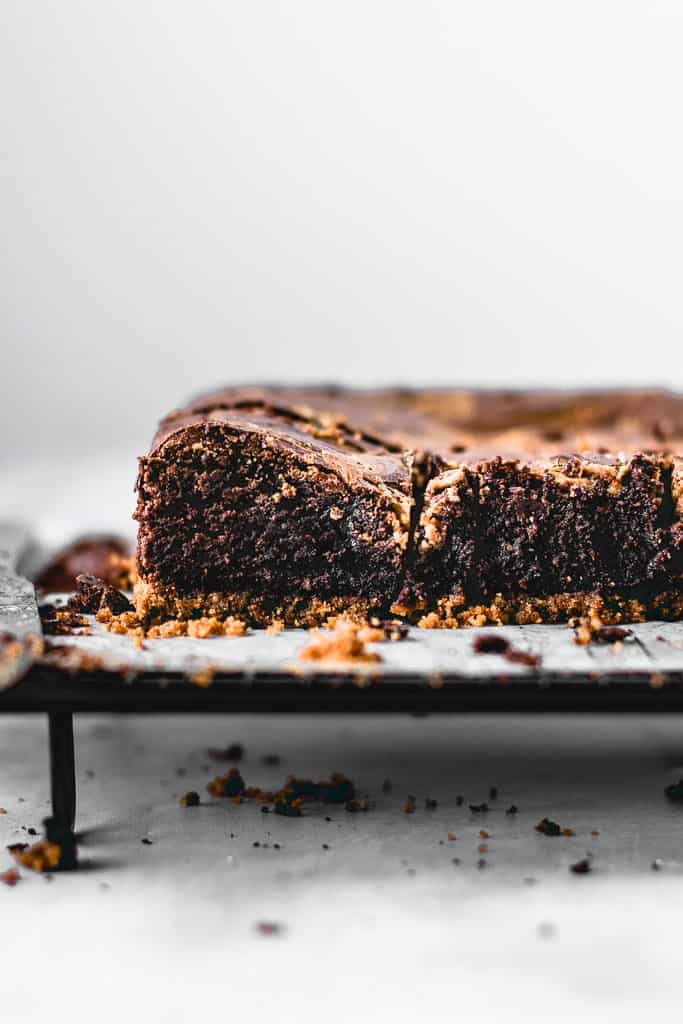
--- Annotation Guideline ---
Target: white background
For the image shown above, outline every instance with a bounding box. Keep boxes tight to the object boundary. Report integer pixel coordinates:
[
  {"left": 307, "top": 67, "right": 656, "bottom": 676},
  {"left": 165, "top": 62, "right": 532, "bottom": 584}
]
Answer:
[{"left": 3, "top": 1, "right": 683, "bottom": 459}]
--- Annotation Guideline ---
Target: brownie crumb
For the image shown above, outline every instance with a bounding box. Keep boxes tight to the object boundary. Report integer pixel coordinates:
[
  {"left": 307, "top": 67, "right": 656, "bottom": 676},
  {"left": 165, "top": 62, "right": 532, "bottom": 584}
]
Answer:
[
  {"left": 38, "top": 605, "right": 90, "bottom": 636},
  {"left": 345, "top": 798, "right": 370, "bottom": 813},
  {"left": 665, "top": 779, "right": 683, "bottom": 802},
  {"left": 456, "top": 795, "right": 464, "bottom": 807},
  {"left": 141, "top": 838, "right": 153, "bottom": 846},
  {"left": 469, "top": 802, "right": 489, "bottom": 813},
  {"left": 473, "top": 633, "right": 540, "bottom": 666},
  {"left": 255, "top": 921, "right": 284, "bottom": 937},
  {"left": 473, "top": 634, "right": 509, "bottom": 655},
  {"left": 569, "top": 857, "right": 592, "bottom": 874},
  {"left": 575, "top": 615, "right": 633, "bottom": 645},
  {"left": 535, "top": 817, "right": 562, "bottom": 836},
  {"left": 402, "top": 796, "right": 417, "bottom": 814},
  {"left": 505, "top": 804, "right": 519, "bottom": 815},
  {"left": 505, "top": 648, "right": 541, "bottom": 667},
  {"left": 594, "top": 626, "right": 633, "bottom": 644},
  {"left": 180, "top": 791, "right": 200, "bottom": 807},
  {"left": 207, "top": 768, "right": 245, "bottom": 799},
  {"left": 274, "top": 798, "right": 304, "bottom": 817},
  {"left": 285, "top": 773, "right": 356, "bottom": 804},
  {"left": 572, "top": 601, "right": 634, "bottom": 646},
  {"left": 69, "top": 574, "right": 133, "bottom": 615},
  {"left": 369, "top": 617, "right": 409, "bottom": 641},
  {"left": 208, "top": 743, "right": 244, "bottom": 762},
  {"left": 425, "top": 797, "right": 438, "bottom": 810}
]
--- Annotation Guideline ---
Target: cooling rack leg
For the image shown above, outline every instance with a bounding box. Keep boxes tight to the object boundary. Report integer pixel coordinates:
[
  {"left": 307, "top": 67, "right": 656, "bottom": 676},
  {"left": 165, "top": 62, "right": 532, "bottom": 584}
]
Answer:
[{"left": 48, "top": 711, "right": 76, "bottom": 832}]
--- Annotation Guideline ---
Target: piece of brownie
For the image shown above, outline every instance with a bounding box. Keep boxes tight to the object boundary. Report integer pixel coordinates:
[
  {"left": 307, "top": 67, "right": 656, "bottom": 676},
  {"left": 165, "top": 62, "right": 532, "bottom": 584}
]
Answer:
[
  {"left": 134, "top": 400, "right": 413, "bottom": 626},
  {"left": 399, "top": 449, "right": 683, "bottom": 625}
]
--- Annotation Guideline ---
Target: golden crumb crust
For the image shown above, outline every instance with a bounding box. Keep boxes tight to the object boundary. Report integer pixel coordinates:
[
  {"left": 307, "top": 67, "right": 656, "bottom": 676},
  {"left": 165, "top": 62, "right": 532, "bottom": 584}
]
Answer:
[
  {"left": 398, "top": 589, "right": 683, "bottom": 629},
  {"left": 132, "top": 577, "right": 375, "bottom": 628}
]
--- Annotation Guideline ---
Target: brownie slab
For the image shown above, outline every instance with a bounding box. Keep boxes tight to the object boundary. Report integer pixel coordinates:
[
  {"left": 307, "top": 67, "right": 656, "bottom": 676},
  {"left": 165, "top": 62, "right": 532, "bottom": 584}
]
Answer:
[
  {"left": 133, "top": 386, "right": 683, "bottom": 629},
  {"left": 134, "top": 405, "right": 413, "bottom": 627}
]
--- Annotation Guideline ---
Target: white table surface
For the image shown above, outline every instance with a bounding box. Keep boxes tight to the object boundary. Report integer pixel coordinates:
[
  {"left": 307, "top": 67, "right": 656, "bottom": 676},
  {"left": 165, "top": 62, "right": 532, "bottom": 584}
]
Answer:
[{"left": 4, "top": 450, "right": 683, "bottom": 1023}]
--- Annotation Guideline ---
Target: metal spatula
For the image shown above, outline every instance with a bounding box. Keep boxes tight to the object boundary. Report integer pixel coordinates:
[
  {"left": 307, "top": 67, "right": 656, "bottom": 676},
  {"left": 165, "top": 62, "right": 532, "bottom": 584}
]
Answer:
[{"left": 0, "top": 525, "right": 42, "bottom": 689}]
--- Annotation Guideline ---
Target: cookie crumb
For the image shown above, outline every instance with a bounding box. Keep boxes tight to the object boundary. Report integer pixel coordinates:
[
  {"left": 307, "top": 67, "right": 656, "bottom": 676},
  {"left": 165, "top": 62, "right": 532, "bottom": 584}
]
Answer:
[{"left": 298, "top": 618, "right": 382, "bottom": 664}]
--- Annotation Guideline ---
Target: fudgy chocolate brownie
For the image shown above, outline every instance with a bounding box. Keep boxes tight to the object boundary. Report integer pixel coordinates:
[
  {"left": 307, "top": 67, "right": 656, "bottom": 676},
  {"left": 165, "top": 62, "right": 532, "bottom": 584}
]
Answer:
[
  {"left": 134, "top": 387, "right": 683, "bottom": 627},
  {"left": 134, "top": 397, "right": 413, "bottom": 626},
  {"left": 398, "top": 449, "right": 683, "bottom": 626}
]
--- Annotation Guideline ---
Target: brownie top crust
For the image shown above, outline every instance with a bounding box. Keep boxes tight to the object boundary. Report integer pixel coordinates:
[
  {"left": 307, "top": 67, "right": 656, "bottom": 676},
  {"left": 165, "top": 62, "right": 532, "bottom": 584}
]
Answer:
[
  {"left": 152, "top": 385, "right": 683, "bottom": 460},
  {"left": 150, "top": 411, "right": 413, "bottom": 495}
]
